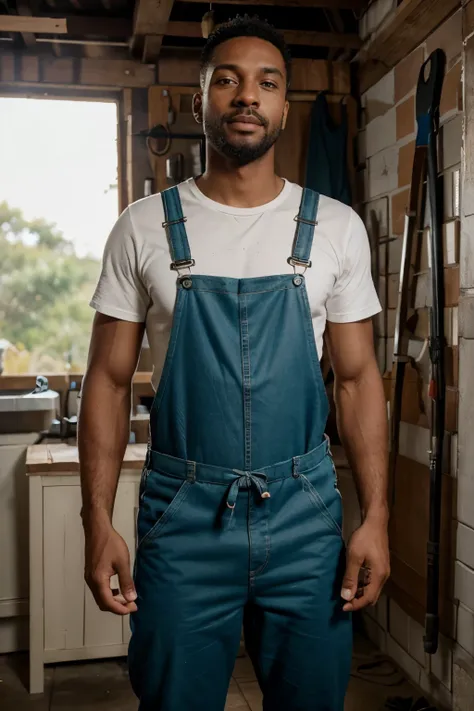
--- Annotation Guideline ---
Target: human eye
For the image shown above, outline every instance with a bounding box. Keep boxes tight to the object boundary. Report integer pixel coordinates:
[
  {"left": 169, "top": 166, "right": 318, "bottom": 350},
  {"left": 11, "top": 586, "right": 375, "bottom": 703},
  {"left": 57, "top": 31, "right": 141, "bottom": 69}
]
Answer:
[{"left": 216, "top": 77, "right": 237, "bottom": 85}]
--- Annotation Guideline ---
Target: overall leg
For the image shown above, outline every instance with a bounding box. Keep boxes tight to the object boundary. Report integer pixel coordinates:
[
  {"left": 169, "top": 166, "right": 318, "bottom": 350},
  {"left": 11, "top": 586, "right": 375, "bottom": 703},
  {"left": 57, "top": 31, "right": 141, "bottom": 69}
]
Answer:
[
  {"left": 128, "top": 472, "right": 248, "bottom": 711},
  {"left": 245, "top": 458, "right": 353, "bottom": 711}
]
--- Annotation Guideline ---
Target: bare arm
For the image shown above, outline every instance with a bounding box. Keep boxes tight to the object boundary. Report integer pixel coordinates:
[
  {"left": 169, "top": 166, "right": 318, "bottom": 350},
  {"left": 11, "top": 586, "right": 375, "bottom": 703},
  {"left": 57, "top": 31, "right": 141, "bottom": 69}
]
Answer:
[
  {"left": 79, "top": 312, "right": 145, "bottom": 614},
  {"left": 325, "top": 318, "right": 390, "bottom": 611}
]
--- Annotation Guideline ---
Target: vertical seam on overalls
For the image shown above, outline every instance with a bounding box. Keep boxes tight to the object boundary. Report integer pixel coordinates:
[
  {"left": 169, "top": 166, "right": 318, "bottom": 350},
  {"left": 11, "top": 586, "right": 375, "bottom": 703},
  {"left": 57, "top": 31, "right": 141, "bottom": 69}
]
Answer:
[{"left": 240, "top": 293, "right": 252, "bottom": 472}]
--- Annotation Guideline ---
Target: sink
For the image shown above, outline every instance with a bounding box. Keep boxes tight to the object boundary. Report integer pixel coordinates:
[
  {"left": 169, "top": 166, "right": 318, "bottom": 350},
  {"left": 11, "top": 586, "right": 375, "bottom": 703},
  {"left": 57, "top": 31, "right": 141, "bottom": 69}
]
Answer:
[
  {"left": 0, "top": 389, "right": 60, "bottom": 433},
  {"left": 0, "top": 389, "right": 60, "bottom": 413}
]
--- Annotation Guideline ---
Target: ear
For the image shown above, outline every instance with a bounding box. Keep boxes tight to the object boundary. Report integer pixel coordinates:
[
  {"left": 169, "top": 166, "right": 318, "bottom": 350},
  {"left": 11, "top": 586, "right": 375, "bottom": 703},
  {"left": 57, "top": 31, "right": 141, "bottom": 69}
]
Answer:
[
  {"left": 281, "top": 99, "right": 290, "bottom": 131},
  {"left": 193, "top": 92, "right": 203, "bottom": 124}
]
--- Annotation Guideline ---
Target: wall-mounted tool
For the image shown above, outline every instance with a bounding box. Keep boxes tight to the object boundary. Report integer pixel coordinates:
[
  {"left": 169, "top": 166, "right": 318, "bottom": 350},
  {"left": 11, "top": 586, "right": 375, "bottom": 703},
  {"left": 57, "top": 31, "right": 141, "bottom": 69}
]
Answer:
[
  {"left": 390, "top": 48, "right": 447, "bottom": 655},
  {"left": 138, "top": 125, "right": 206, "bottom": 175}
]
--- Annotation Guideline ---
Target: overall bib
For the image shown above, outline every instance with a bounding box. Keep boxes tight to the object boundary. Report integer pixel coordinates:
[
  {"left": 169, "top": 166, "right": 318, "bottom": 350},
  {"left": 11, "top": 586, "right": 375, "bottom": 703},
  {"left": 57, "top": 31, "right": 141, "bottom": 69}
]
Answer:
[{"left": 128, "top": 186, "right": 353, "bottom": 710}]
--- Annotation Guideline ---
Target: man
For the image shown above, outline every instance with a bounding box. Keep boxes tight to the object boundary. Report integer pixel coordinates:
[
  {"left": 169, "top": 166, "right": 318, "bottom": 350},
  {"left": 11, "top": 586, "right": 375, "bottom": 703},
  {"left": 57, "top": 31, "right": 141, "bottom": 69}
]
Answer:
[{"left": 79, "top": 15, "right": 390, "bottom": 711}]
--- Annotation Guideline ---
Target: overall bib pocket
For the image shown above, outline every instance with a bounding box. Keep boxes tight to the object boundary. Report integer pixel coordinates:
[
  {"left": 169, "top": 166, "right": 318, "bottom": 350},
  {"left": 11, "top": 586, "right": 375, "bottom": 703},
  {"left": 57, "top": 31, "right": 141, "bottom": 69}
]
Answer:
[{"left": 137, "top": 469, "right": 192, "bottom": 550}]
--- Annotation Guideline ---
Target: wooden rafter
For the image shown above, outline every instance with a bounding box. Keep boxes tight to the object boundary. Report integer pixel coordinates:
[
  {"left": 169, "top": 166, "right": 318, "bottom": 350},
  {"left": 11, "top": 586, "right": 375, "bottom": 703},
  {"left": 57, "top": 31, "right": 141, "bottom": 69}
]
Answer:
[
  {"left": 138, "top": 21, "right": 362, "bottom": 60},
  {"left": 0, "top": 13, "right": 362, "bottom": 55},
  {"left": 324, "top": 7, "right": 345, "bottom": 60},
  {"left": 139, "top": 21, "right": 361, "bottom": 48},
  {"left": 16, "top": 1, "right": 37, "bottom": 48},
  {"left": 0, "top": 16, "right": 67, "bottom": 34},
  {"left": 133, "top": 0, "right": 176, "bottom": 62},
  {"left": 175, "top": 0, "right": 366, "bottom": 9}
]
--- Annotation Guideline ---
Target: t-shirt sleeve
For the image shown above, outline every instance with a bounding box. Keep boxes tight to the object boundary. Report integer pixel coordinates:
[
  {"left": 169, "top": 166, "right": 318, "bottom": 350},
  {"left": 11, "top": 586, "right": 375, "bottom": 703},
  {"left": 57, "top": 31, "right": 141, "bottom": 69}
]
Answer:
[
  {"left": 326, "top": 208, "right": 382, "bottom": 323},
  {"left": 89, "top": 207, "right": 149, "bottom": 323}
]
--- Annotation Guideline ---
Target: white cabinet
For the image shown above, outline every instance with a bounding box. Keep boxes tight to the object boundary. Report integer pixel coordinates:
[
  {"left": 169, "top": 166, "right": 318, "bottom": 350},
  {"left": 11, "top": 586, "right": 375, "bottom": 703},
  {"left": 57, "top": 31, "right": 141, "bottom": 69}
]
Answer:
[
  {"left": 0, "top": 438, "right": 36, "bottom": 654},
  {"left": 29, "top": 470, "right": 140, "bottom": 694}
]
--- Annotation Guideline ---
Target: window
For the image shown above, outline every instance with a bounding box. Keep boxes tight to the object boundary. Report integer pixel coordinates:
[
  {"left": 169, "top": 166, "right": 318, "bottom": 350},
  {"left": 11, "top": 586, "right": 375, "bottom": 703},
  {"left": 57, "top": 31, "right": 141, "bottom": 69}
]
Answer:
[{"left": 0, "top": 97, "right": 118, "bottom": 374}]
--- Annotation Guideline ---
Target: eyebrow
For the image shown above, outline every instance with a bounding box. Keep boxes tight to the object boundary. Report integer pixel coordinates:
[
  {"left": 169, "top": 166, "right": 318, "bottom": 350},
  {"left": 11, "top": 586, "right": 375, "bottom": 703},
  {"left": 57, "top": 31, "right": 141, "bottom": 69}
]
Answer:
[{"left": 213, "top": 63, "right": 285, "bottom": 80}]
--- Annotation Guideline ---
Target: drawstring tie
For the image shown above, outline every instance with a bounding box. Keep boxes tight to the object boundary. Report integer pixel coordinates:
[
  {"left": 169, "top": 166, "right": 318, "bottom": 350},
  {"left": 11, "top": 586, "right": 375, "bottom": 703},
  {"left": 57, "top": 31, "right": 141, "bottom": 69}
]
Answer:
[{"left": 225, "top": 470, "right": 271, "bottom": 527}]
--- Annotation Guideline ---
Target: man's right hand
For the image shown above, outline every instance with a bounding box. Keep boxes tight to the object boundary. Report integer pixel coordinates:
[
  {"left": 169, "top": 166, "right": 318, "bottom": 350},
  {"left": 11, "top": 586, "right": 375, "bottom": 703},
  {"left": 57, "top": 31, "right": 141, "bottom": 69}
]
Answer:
[{"left": 84, "top": 514, "right": 138, "bottom": 616}]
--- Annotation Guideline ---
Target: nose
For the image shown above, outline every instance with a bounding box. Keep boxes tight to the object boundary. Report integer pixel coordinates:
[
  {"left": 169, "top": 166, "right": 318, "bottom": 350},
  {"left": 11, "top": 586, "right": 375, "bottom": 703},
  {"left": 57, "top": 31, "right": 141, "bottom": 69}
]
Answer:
[{"left": 232, "top": 80, "right": 260, "bottom": 108}]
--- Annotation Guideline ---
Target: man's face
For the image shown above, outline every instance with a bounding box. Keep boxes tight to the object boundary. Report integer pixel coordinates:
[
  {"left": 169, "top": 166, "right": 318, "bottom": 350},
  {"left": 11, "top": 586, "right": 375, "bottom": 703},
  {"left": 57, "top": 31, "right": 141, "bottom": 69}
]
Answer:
[{"left": 196, "top": 36, "right": 289, "bottom": 166}]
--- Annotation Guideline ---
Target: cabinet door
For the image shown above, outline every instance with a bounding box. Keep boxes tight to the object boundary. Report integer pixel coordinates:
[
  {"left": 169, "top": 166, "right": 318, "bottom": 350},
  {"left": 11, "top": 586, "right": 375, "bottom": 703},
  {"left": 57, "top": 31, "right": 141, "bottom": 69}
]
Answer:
[
  {"left": 43, "top": 477, "right": 140, "bottom": 654},
  {"left": 0, "top": 445, "right": 30, "bottom": 614}
]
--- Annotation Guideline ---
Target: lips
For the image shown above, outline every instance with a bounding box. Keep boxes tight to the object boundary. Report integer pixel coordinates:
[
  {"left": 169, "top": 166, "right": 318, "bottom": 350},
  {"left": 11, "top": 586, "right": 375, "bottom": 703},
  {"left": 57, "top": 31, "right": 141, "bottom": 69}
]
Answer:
[{"left": 227, "top": 115, "right": 262, "bottom": 126}]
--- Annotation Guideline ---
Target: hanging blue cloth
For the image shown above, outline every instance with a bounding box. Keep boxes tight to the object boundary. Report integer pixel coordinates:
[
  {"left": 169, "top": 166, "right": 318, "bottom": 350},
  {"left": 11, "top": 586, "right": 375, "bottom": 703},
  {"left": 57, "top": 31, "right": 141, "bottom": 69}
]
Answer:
[{"left": 304, "top": 92, "right": 352, "bottom": 206}]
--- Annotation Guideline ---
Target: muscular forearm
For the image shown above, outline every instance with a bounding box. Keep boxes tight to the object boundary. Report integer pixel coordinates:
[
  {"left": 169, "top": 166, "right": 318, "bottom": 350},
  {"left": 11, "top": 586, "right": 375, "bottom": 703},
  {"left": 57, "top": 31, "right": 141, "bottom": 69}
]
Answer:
[
  {"left": 334, "top": 360, "right": 389, "bottom": 523},
  {"left": 78, "top": 368, "right": 131, "bottom": 528}
]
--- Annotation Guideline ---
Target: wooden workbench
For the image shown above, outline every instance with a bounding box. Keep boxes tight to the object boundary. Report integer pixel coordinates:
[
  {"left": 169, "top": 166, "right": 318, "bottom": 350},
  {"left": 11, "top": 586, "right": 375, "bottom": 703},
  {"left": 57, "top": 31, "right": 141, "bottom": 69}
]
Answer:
[{"left": 26, "top": 442, "right": 147, "bottom": 474}]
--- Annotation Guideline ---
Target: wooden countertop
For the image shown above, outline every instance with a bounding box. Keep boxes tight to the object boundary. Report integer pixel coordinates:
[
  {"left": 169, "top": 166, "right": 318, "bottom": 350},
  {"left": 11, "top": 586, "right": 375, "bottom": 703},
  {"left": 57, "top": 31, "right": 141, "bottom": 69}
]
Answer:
[
  {"left": 26, "top": 443, "right": 147, "bottom": 474},
  {"left": 26, "top": 443, "right": 349, "bottom": 475},
  {"left": 0, "top": 371, "right": 153, "bottom": 391}
]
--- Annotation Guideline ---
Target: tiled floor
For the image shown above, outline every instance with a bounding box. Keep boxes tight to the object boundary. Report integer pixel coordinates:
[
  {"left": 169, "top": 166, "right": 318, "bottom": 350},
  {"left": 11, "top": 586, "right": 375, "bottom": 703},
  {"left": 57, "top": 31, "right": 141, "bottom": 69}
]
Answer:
[{"left": 0, "top": 634, "right": 418, "bottom": 711}]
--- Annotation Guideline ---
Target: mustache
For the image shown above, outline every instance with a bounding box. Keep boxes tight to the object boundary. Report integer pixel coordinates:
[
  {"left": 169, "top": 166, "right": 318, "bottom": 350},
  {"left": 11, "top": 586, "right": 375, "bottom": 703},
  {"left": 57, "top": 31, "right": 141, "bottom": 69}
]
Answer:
[{"left": 223, "top": 109, "right": 268, "bottom": 128}]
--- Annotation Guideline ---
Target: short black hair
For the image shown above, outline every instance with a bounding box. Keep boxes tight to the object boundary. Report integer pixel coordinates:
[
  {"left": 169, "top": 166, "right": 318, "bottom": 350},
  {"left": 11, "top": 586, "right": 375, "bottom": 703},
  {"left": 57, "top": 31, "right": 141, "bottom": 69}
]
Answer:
[{"left": 200, "top": 15, "right": 292, "bottom": 90}]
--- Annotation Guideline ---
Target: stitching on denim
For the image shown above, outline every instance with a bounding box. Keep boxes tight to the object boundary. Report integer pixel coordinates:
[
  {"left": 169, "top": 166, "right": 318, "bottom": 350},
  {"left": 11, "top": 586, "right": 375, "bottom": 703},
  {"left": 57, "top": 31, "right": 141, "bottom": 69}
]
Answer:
[
  {"left": 251, "top": 526, "right": 271, "bottom": 577},
  {"left": 138, "top": 479, "right": 192, "bottom": 550},
  {"left": 187, "top": 286, "right": 294, "bottom": 296},
  {"left": 297, "top": 455, "right": 327, "bottom": 476},
  {"left": 301, "top": 474, "right": 343, "bottom": 537},
  {"left": 240, "top": 295, "right": 252, "bottom": 472},
  {"left": 246, "top": 295, "right": 252, "bottom": 472}
]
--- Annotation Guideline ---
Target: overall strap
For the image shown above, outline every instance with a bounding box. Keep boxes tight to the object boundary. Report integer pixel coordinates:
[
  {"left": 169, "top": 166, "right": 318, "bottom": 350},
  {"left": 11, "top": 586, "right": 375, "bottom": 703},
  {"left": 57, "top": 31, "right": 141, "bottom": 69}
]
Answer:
[
  {"left": 289, "top": 188, "right": 320, "bottom": 269},
  {"left": 161, "top": 186, "right": 195, "bottom": 271}
]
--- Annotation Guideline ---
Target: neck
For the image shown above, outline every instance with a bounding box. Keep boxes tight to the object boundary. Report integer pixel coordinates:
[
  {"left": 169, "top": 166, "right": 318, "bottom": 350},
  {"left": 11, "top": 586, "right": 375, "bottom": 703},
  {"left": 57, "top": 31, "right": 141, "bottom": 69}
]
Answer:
[{"left": 196, "top": 145, "right": 284, "bottom": 208}]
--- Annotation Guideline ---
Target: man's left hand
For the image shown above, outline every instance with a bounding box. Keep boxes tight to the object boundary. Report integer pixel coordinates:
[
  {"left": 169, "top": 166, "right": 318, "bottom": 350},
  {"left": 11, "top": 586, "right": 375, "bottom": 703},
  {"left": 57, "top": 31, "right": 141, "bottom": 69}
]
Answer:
[{"left": 340, "top": 518, "right": 390, "bottom": 612}]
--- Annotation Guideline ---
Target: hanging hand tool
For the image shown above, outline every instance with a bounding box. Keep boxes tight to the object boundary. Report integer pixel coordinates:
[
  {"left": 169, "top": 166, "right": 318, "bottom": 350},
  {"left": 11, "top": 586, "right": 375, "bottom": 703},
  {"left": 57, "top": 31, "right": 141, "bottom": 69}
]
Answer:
[
  {"left": 389, "top": 48, "right": 446, "bottom": 655},
  {"left": 423, "top": 49, "right": 447, "bottom": 655}
]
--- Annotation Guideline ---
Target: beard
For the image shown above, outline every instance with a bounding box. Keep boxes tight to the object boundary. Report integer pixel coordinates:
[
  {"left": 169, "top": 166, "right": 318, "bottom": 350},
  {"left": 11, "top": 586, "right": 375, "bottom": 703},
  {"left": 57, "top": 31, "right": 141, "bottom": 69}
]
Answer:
[{"left": 204, "top": 109, "right": 283, "bottom": 166}]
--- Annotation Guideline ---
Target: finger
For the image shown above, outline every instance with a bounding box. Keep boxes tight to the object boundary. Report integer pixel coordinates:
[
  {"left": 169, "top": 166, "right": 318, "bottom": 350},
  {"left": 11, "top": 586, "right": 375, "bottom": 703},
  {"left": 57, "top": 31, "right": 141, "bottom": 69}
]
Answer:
[
  {"left": 112, "top": 590, "right": 138, "bottom": 612},
  {"left": 115, "top": 553, "right": 137, "bottom": 603},
  {"left": 341, "top": 550, "right": 364, "bottom": 603},
  {"left": 343, "top": 576, "right": 384, "bottom": 612},
  {"left": 94, "top": 579, "right": 135, "bottom": 615}
]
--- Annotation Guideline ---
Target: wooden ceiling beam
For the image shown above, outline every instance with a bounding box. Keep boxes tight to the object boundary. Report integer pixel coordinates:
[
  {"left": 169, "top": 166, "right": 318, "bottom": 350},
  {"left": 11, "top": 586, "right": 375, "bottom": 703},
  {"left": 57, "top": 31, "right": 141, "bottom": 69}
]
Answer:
[
  {"left": 175, "top": 0, "right": 366, "bottom": 9},
  {"left": 16, "top": 1, "right": 38, "bottom": 48},
  {"left": 140, "top": 22, "right": 362, "bottom": 57},
  {"left": 133, "top": 0, "right": 176, "bottom": 61},
  {"left": 0, "top": 16, "right": 67, "bottom": 34},
  {"left": 133, "top": 0, "right": 176, "bottom": 36}
]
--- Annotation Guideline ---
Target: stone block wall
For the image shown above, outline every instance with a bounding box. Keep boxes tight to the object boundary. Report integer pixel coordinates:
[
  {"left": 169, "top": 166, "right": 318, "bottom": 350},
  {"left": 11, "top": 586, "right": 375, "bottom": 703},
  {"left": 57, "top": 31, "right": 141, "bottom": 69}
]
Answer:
[{"left": 354, "top": 3, "right": 474, "bottom": 708}]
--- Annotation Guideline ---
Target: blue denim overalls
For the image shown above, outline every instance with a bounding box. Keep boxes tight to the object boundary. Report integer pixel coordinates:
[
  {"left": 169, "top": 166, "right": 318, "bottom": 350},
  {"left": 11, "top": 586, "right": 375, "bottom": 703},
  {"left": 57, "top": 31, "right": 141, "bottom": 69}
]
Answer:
[{"left": 128, "top": 185, "right": 353, "bottom": 710}]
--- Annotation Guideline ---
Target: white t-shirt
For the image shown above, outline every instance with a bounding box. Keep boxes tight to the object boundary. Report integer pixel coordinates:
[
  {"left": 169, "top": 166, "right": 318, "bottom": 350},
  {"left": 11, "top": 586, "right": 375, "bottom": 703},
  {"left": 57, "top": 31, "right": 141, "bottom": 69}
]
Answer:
[{"left": 90, "top": 178, "right": 381, "bottom": 390}]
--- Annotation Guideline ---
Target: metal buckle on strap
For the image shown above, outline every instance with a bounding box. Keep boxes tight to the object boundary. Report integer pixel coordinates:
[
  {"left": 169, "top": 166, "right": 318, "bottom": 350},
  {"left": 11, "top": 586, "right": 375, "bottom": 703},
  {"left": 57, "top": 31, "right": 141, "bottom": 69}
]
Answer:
[
  {"left": 162, "top": 217, "right": 188, "bottom": 229},
  {"left": 287, "top": 256, "right": 312, "bottom": 270},
  {"left": 170, "top": 259, "right": 195, "bottom": 272},
  {"left": 294, "top": 215, "right": 318, "bottom": 227}
]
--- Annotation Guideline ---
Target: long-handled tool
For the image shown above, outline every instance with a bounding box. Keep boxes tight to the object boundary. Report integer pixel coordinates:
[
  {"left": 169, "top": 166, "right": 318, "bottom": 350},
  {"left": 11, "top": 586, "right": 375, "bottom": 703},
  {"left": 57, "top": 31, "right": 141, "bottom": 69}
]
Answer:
[
  {"left": 423, "top": 50, "right": 447, "bottom": 656},
  {"left": 389, "top": 49, "right": 446, "bottom": 654}
]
